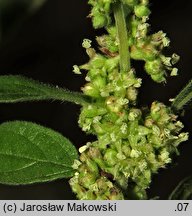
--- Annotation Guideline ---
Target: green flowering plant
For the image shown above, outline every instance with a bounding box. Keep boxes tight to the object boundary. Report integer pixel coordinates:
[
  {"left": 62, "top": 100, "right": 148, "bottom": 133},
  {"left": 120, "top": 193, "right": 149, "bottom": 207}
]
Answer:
[{"left": 0, "top": 0, "right": 191, "bottom": 200}]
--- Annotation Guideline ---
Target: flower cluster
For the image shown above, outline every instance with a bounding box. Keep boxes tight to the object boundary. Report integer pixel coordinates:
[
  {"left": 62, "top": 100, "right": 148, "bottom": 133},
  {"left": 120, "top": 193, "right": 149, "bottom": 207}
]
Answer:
[
  {"left": 94, "top": 0, "right": 179, "bottom": 82},
  {"left": 70, "top": 51, "right": 188, "bottom": 199},
  {"left": 69, "top": 0, "right": 188, "bottom": 200},
  {"left": 88, "top": 0, "right": 112, "bottom": 29}
]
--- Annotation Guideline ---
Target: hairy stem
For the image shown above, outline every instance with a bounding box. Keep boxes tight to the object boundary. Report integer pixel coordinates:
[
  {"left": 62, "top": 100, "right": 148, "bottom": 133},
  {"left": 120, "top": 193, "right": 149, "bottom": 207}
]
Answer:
[
  {"left": 114, "top": 1, "right": 131, "bottom": 72},
  {"left": 0, "top": 75, "right": 90, "bottom": 106},
  {"left": 48, "top": 88, "right": 91, "bottom": 105},
  {"left": 172, "top": 79, "right": 192, "bottom": 111}
]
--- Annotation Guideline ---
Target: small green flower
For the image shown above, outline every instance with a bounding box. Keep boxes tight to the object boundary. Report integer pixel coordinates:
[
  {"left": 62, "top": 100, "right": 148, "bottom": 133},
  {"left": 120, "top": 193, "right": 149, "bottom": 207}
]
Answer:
[
  {"left": 82, "top": 39, "right": 92, "bottom": 49},
  {"left": 73, "top": 65, "right": 81, "bottom": 74}
]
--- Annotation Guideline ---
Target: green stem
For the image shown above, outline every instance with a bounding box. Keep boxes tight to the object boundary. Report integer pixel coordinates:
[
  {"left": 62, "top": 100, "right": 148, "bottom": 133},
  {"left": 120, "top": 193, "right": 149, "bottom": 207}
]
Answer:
[
  {"left": 172, "top": 79, "right": 192, "bottom": 111},
  {"left": 114, "top": 1, "right": 131, "bottom": 72}
]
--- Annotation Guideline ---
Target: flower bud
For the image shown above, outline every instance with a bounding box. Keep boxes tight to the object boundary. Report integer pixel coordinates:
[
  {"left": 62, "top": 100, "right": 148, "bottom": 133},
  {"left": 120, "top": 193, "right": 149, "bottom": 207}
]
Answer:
[
  {"left": 122, "top": 144, "right": 131, "bottom": 156},
  {"left": 90, "top": 55, "right": 106, "bottom": 69},
  {"left": 145, "top": 59, "right": 163, "bottom": 75},
  {"left": 138, "top": 125, "right": 150, "bottom": 135},
  {"left": 135, "top": 187, "right": 148, "bottom": 200},
  {"left": 151, "top": 31, "right": 164, "bottom": 43},
  {"left": 148, "top": 134, "right": 162, "bottom": 148},
  {"left": 69, "top": 180, "right": 86, "bottom": 198},
  {"left": 79, "top": 172, "right": 97, "bottom": 189},
  {"left": 97, "top": 35, "right": 118, "bottom": 53},
  {"left": 127, "top": 86, "right": 138, "bottom": 101},
  {"left": 82, "top": 83, "right": 100, "bottom": 97},
  {"left": 158, "top": 149, "right": 171, "bottom": 164},
  {"left": 144, "top": 117, "right": 154, "bottom": 128},
  {"left": 86, "top": 159, "right": 99, "bottom": 175},
  {"left": 92, "top": 13, "right": 108, "bottom": 29},
  {"left": 94, "top": 158, "right": 107, "bottom": 170},
  {"left": 79, "top": 166, "right": 90, "bottom": 179},
  {"left": 92, "top": 75, "right": 106, "bottom": 89},
  {"left": 130, "top": 45, "right": 145, "bottom": 60},
  {"left": 104, "top": 149, "right": 118, "bottom": 166},
  {"left": 88, "top": 147, "right": 102, "bottom": 159},
  {"left": 131, "top": 45, "right": 156, "bottom": 61},
  {"left": 92, "top": 123, "right": 106, "bottom": 135},
  {"left": 134, "top": 5, "right": 151, "bottom": 18},
  {"left": 107, "top": 187, "right": 124, "bottom": 200},
  {"left": 141, "top": 44, "right": 158, "bottom": 61},
  {"left": 105, "top": 57, "right": 119, "bottom": 72},
  {"left": 151, "top": 72, "right": 165, "bottom": 83},
  {"left": 88, "top": 68, "right": 105, "bottom": 79},
  {"left": 106, "top": 96, "right": 123, "bottom": 113},
  {"left": 128, "top": 108, "right": 141, "bottom": 121},
  {"left": 152, "top": 125, "right": 161, "bottom": 136},
  {"left": 130, "top": 149, "right": 141, "bottom": 158},
  {"left": 96, "top": 178, "right": 110, "bottom": 191},
  {"left": 79, "top": 153, "right": 88, "bottom": 163},
  {"left": 96, "top": 35, "right": 107, "bottom": 47},
  {"left": 150, "top": 102, "right": 161, "bottom": 121}
]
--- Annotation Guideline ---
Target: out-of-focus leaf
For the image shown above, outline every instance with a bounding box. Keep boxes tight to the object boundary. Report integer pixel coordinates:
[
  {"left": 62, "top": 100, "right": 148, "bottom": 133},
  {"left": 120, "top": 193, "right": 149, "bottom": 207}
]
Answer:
[
  {"left": 169, "top": 176, "right": 192, "bottom": 200},
  {"left": 0, "top": 0, "right": 47, "bottom": 13},
  {"left": 0, "top": 0, "right": 47, "bottom": 43}
]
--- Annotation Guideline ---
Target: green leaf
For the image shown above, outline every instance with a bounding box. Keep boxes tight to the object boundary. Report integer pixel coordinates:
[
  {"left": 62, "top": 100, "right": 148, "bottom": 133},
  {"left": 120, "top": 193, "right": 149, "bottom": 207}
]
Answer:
[
  {"left": 169, "top": 176, "right": 192, "bottom": 200},
  {"left": 172, "top": 79, "right": 192, "bottom": 111},
  {"left": 0, "top": 75, "right": 89, "bottom": 105},
  {"left": 0, "top": 121, "right": 78, "bottom": 185}
]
